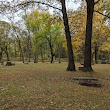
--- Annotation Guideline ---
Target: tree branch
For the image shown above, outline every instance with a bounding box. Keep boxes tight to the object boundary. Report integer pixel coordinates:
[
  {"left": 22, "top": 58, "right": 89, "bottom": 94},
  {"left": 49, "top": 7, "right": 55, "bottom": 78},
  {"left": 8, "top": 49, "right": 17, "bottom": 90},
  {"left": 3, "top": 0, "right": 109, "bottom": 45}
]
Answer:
[
  {"left": 94, "top": 10, "right": 110, "bottom": 19},
  {"left": 16, "top": 1, "right": 62, "bottom": 11},
  {"left": 94, "top": 0, "right": 101, "bottom": 5}
]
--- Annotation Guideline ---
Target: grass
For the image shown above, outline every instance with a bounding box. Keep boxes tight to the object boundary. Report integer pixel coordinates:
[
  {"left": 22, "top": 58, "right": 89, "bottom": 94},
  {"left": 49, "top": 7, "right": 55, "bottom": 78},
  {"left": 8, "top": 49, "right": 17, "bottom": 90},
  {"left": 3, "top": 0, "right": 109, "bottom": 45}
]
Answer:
[{"left": 0, "top": 62, "right": 110, "bottom": 110}]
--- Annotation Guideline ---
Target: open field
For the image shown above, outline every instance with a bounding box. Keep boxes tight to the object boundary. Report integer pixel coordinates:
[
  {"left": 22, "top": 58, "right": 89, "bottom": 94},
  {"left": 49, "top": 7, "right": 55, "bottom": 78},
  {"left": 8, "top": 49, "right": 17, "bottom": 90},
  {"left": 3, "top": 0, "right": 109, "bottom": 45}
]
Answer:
[{"left": 0, "top": 62, "right": 110, "bottom": 110}]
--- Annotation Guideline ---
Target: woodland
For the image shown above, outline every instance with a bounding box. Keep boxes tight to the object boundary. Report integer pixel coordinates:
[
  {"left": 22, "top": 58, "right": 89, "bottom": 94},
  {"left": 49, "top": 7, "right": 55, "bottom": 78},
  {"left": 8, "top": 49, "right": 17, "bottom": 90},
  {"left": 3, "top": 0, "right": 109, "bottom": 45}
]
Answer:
[
  {"left": 0, "top": 0, "right": 110, "bottom": 71},
  {"left": 0, "top": 0, "right": 110, "bottom": 110}
]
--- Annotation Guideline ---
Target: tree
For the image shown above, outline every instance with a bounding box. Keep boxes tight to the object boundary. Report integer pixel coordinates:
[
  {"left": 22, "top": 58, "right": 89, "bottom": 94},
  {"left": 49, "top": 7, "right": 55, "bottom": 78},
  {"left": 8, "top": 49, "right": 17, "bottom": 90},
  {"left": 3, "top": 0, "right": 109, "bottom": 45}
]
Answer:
[
  {"left": 82, "top": 0, "right": 95, "bottom": 71},
  {"left": 60, "top": 0, "right": 76, "bottom": 71},
  {"left": 0, "top": 21, "right": 11, "bottom": 61},
  {"left": 25, "top": 11, "right": 65, "bottom": 63}
]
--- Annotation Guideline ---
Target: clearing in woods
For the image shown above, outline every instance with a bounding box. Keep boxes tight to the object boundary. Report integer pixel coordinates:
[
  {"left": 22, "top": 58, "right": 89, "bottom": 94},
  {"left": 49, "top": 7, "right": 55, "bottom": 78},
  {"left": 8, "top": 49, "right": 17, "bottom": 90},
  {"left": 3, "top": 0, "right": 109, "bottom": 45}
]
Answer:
[{"left": 0, "top": 62, "right": 110, "bottom": 110}]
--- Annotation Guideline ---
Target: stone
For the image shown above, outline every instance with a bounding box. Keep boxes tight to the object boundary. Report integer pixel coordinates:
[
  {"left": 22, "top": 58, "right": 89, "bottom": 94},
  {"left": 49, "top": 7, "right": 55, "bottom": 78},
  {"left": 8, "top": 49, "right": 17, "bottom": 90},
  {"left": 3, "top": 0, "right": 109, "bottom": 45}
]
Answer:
[
  {"left": 73, "top": 77, "right": 102, "bottom": 87},
  {"left": 73, "top": 77, "right": 98, "bottom": 81},
  {"left": 101, "top": 58, "right": 106, "bottom": 64}
]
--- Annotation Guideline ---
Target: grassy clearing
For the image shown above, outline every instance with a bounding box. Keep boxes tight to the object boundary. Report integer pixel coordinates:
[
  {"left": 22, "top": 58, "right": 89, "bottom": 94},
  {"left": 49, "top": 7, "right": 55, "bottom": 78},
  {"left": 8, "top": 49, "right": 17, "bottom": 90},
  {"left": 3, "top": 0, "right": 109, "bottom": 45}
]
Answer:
[{"left": 0, "top": 62, "right": 110, "bottom": 110}]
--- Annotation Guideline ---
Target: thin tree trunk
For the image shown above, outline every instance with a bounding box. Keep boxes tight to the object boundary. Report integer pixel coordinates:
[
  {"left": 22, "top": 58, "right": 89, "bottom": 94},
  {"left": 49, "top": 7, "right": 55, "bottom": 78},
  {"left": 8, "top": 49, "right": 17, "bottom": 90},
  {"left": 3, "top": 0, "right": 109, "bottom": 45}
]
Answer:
[
  {"left": 95, "top": 44, "right": 98, "bottom": 64},
  {"left": 27, "top": 35, "right": 31, "bottom": 62},
  {"left": 108, "top": 51, "right": 110, "bottom": 63},
  {"left": 50, "top": 45, "right": 54, "bottom": 63},
  {"left": 14, "top": 46, "right": 17, "bottom": 59},
  {"left": 61, "top": 0, "right": 76, "bottom": 71},
  {"left": 13, "top": 36, "right": 17, "bottom": 60},
  {"left": 84, "top": 0, "right": 94, "bottom": 71},
  {"left": 34, "top": 51, "right": 38, "bottom": 63},
  {"left": 5, "top": 46, "right": 10, "bottom": 61},
  {"left": 24, "top": 9, "right": 31, "bottom": 62},
  {"left": 40, "top": 47, "right": 44, "bottom": 63},
  {"left": 21, "top": 51, "right": 24, "bottom": 63},
  {"left": 58, "top": 44, "right": 61, "bottom": 63},
  {"left": 18, "top": 39, "right": 24, "bottom": 63},
  {"left": 0, "top": 51, "right": 2, "bottom": 63},
  {"left": 51, "top": 54, "right": 54, "bottom": 64}
]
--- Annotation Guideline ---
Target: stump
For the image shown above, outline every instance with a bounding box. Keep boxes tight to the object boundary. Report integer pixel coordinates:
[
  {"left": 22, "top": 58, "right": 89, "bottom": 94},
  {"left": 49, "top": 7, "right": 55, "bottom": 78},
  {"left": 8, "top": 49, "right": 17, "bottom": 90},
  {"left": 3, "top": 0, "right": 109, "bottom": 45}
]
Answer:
[
  {"left": 0, "top": 61, "right": 4, "bottom": 65},
  {"left": 79, "top": 67, "right": 84, "bottom": 71},
  {"left": 108, "top": 62, "right": 110, "bottom": 64},
  {"left": 73, "top": 77, "right": 102, "bottom": 87},
  {"left": 24, "top": 61, "right": 28, "bottom": 64},
  {"left": 80, "top": 59, "right": 84, "bottom": 65},
  {"left": 6, "top": 61, "right": 15, "bottom": 66},
  {"left": 79, "top": 67, "right": 93, "bottom": 72}
]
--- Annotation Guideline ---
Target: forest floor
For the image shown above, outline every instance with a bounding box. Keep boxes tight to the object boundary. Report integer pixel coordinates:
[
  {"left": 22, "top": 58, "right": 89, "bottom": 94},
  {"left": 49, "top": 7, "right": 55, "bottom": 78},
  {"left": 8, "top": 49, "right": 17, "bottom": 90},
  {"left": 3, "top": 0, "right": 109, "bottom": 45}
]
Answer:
[{"left": 0, "top": 62, "right": 110, "bottom": 110}]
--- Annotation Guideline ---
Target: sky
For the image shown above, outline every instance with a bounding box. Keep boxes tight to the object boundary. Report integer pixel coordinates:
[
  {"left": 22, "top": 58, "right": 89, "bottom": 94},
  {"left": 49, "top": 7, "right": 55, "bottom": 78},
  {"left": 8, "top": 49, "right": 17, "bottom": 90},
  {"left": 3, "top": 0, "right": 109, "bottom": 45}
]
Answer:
[{"left": 0, "top": 0, "right": 81, "bottom": 23}]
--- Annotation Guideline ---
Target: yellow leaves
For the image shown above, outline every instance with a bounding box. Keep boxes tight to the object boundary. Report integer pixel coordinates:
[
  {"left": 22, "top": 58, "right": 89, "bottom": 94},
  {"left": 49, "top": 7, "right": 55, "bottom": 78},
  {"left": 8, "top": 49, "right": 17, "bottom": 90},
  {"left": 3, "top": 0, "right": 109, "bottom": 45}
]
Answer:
[
  {"left": 100, "top": 37, "right": 110, "bottom": 51},
  {"left": 62, "top": 43, "right": 67, "bottom": 51},
  {"left": 94, "top": 0, "right": 103, "bottom": 11}
]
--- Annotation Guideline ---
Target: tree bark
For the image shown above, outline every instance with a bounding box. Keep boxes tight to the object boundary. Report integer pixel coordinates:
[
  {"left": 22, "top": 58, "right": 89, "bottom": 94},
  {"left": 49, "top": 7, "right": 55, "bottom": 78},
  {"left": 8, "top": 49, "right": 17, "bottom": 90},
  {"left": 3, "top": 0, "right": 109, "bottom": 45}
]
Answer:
[
  {"left": 108, "top": 51, "right": 110, "bottom": 63},
  {"left": 14, "top": 44, "right": 17, "bottom": 59},
  {"left": 61, "top": 0, "right": 76, "bottom": 71},
  {"left": 58, "top": 44, "right": 61, "bottom": 63},
  {"left": 49, "top": 44, "right": 54, "bottom": 63},
  {"left": 51, "top": 54, "right": 54, "bottom": 64},
  {"left": 24, "top": 9, "right": 31, "bottom": 62},
  {"left": 5, "top": 46, "right": 10, "bottom": 61},
  {"left": 34, "top": 51, "right": 38, "bottom": 63},
  {"left": 94, "top": 44, "right": 98, "bottom": 64},
  {"left": 0, "top": 51, "right": 2, "bottom": 63},
  {"left": 18, "top": 39, "right": 24, "bottom": 63},
  {"left": 40, "top": 46, "right": 44, "bottom": 63},
  {"left": 84, "top": 0, "right": 94, "bottom": 71},
  {"left": 27, "top": 35, "right": 31, "bottom": 62}
]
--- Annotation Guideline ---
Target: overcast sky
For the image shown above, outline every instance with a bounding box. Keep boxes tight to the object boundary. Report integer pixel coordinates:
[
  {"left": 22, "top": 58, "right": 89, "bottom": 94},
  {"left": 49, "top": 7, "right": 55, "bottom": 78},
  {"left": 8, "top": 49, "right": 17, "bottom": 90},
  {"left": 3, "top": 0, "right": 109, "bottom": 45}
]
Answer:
[{"left": 0, "top": 0, "right": 81, "bottom": 23}]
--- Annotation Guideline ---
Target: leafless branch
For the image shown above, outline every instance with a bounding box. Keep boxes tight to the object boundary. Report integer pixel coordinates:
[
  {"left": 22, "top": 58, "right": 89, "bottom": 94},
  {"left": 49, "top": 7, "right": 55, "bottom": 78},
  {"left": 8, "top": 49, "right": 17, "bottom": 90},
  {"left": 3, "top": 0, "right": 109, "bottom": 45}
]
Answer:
[
  {"left": 94, "top": 0, "right": 101, "bottom": 5},
  {"left": 94, "top": 10, "right": 110, "bottom": 19},
  {"left": 16, "top": 1, "right": 62, "bottom": 11}
]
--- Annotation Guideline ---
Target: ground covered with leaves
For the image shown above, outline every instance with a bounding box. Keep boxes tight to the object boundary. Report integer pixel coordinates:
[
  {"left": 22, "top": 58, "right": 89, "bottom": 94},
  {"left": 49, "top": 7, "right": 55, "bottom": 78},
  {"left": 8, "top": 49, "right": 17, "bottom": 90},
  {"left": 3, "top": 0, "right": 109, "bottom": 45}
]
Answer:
[{"left": 0, "top": 62, "right": 110, "bottom": 110}]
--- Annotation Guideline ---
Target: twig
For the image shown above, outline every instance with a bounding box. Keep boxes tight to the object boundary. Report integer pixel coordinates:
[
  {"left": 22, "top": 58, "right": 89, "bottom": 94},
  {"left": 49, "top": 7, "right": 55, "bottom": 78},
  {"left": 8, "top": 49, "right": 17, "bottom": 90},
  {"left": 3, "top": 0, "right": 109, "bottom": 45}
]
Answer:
[{"left": 94, "top": 10, "right": 110, "bottom": 19}]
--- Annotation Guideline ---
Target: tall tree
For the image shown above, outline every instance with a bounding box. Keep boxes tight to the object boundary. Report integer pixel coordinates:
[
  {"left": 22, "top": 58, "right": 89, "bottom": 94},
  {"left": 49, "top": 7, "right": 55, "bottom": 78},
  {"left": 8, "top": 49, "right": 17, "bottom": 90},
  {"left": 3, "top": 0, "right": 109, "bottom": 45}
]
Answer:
[
  {"left": 83, "top": 0, "right": 95, "bottom": 71},
  {"left": 60, "top": 0, "right": 76, "bottom": 71}
]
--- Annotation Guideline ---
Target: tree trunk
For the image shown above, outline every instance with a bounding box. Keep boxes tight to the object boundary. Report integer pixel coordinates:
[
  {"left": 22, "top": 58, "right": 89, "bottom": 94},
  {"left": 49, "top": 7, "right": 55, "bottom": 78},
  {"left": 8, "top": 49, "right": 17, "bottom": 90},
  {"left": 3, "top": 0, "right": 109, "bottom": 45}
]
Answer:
[
  {"left": 34, "top": 51, "right": 38, "bottom": 63},
  {"left": 94, "top": 44, "right": 98, "bottom": 64},
  {"left": 14, "top": 40, "right": 17, "bottom": 60},
  {"left": 51, "top": 54, "right": 54, "bottom": 64},
  {"left": 108, "top": 51, "right": 110, "bottom": 63},
  {"left": 50, "top": 45, "right": 54, "bottom": 63},
  {"left": 27, "top": 48, "right": 30, "bottom": 62},
  {"left": 84, "top": 0, "right": 94, "bottom": 71},
  {"left": 21, "top": 51, "right": 24, "bottom": 63},
  {"left": 14, "top": 46, "right": 17, "bottom": 59},
  {"left": 0, "top": 51, "right": 2, "bottom": 63},
  {"left": 40, "top": 47, "right": 44, "bottom": 63},
  {"left": 24, "top": 9, "right": 31, "bottom": 62},
  {"left": 58, "top": 44, "right": 61, "bottom": 63},
  {"left": 18, "top": 39, "right": 24, "bottom": 63},
  {"left": 5, "top": 46, "right": 10, "bottom": 61},
  {"left": 61, "top": 0, "right": 76, "bottom": 71},
  {"left": 27, "top": 35, "right": 31, "bottom": 62}
]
